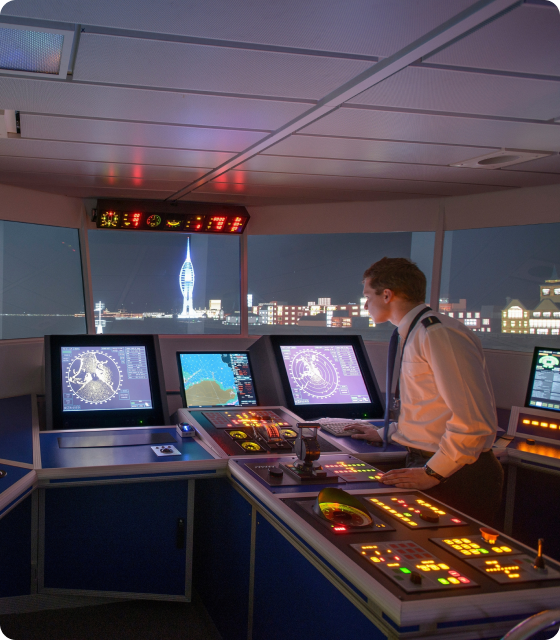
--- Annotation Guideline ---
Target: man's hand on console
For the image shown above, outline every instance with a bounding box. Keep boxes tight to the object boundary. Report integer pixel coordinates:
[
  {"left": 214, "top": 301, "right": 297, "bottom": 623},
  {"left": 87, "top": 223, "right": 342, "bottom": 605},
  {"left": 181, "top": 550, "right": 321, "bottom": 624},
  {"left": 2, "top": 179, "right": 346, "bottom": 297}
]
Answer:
[
  {"left": 344, "top": 425, "right": 383, "bottom": 443},
  {"left": 378, "top": 467, "right": 441, "bottom": 490}
]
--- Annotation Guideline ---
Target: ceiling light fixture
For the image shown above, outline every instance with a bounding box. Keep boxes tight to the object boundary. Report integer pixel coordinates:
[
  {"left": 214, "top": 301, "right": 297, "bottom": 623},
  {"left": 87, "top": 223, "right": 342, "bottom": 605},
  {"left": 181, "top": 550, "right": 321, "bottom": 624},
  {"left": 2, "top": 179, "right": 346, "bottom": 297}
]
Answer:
[
  {"left": 450, "top": 149, "right": 552, "bottom": 170},
  {"left": 0, "top": 23, "right": 75, "bottom": 78}
]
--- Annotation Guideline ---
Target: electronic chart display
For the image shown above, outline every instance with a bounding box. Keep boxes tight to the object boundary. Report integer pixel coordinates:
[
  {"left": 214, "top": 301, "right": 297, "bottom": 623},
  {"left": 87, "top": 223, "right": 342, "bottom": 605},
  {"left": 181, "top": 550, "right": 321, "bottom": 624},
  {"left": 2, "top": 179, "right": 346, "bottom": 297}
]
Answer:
[
  {"left": 62, "top": 346, "right": 153, "bottom": 412},
  {"left": 279, "top": 344, "right": 371, "bottom": 406},
  {"left": 177, "top": 352, "right": 258, "bottom": 408},
  {"left": 526, "top": 347, "right": 560, "bottom": 413}
]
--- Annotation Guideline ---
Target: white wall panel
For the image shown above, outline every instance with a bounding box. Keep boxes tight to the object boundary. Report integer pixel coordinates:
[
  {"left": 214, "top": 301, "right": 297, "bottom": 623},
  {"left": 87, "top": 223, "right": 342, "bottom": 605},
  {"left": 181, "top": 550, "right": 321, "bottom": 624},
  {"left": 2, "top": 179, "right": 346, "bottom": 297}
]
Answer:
[
  {"left": 348, "top": 66, "right": 560, "bottom": 121},
  {"left": 4, "top": 0, "right": 475, "bottom": 57},
  {"left": 0, "top": 77, "right": 310, "bottom": 130},
  {"left": 21, "top": 114, "right": 266, "bottom": 152},
  {"left": 74, "top": 34, "right": 373, "bottom": 99},
  {"left": 265, "top": 135, "right": 496, "bottom": 164},
  {"left": 302, "top": 107, "right": 560, "bottom": 151},
  {"left": 427, "top": 3, "right": 560, "bottom": 77},
  {"left": 0, "top": 138, "right": 233, "bottom": 167}
]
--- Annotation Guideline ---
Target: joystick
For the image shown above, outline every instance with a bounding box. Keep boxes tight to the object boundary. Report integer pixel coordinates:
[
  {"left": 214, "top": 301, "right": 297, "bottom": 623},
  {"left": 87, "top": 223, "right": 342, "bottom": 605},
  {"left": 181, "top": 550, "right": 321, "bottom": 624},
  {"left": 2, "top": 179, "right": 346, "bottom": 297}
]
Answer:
[
  {"left": 410, "top": 571, "right": 423, "bottom": 585},
  {"left": 533, "top": 538, "right": 547, "bottom": 573},
  {"left": 419, "top": 509, "right": 439, "bottom": 524}
]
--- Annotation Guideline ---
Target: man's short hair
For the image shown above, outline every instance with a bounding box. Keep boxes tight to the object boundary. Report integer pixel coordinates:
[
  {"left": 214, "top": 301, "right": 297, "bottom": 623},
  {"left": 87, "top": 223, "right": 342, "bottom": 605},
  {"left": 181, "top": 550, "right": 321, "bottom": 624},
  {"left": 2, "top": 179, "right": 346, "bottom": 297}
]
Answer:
[{"left": 363, "top": 257, "right": 426, "bottom": 302}]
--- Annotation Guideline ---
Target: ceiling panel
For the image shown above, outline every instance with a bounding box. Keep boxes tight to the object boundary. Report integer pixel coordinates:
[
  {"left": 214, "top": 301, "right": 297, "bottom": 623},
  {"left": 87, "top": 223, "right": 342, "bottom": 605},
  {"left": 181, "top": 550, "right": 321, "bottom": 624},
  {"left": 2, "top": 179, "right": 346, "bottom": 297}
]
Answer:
[
  {"left": 502, "top": 153, "right": 560, "bottom": 174},
  {"left": 21, "top": 114, "right": 266, "bottom": 152},
  {"left": 24, "top": 184, "right": 178, "bottom": 200},
  {"left": 0, "top": 172, "right": 193, "bottom": 189},
  {"left": 301, "top": 107, "right": 560, "bottom": 151},
  {"left": 0, "top": 77, "right": 311, "bottom": 129},
  {"left": 237, "top": 155, "right": 560, "bottom": 188},
  {"left": 0, "top": 156, "right": 209, "bottom": 181},
  {"left": 197, "top": 177, "right": 510, "bottom": 198},
  {"left": 427, "top": 3, "right": 560, "bottom": 77},
  {"left": 3, "top": 0, "right": 476, "bottom": 57},
  {"left": 208, "top": 169, "right": 515, "bottom": 197},
  {"left": 348, "top": 66, "right": 560, "bottom": 121},
  {"left": 0, "top": 138, "right": 233, "bottom": 167},
  {"left": 263, "top": 135, "right": 496, "bottom": 164},
  {"left": 74, "top": 34, "right": 373, "bottom": 99}
]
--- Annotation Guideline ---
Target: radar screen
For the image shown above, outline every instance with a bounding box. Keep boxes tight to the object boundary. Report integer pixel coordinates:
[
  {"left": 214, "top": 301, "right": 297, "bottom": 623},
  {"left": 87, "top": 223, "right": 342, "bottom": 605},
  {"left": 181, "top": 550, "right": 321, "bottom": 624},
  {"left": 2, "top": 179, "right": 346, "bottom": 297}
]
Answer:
[
  {"left": 465, "top": 555, "right": 560, "bottom": 584},
  {"left": 350, "top": 541, "right": 477, "bottom": 593},
  {"left": 366, "top": 495, "right": 467, "bottom": 528},
  {"left": 61, "top": 346, "right": 152, "bottom": 412},
  {"left": 279, "top": 345, "right": 371, "bottom": 406},
  {"left": 526, "top": 347, "right": 560, "bottom": 413},
  {"left": 178, "top": 352, "right": 257, "bottom": 408}
]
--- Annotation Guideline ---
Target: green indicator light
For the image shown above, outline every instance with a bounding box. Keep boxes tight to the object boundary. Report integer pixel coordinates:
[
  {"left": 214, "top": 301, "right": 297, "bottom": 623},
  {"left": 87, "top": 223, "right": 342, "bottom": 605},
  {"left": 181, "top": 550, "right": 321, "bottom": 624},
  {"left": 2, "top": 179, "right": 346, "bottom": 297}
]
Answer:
[
  {"left": 438, "top": 578, "right": 450, "bottom": 585},
  {"left": 139, "top": 421, "right": 143, "bottom": 425},
  {"left": 400, "top": 568, "right": 411, "bottom": 574},
  {"left": 481, "top": 549, "right": 489, "bottom": 554},
  {"left": 404, "top": 513, "right": 412, "bottom": 517},
  {"left": 369, "top": 476, "right": 375, "bottom": 479}
]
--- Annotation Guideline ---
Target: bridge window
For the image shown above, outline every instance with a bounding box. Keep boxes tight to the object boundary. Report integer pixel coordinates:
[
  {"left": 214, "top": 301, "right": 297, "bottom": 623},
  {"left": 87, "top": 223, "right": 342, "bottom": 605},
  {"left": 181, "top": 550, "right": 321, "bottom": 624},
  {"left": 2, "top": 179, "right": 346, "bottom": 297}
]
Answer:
[
  {"left": 248, "top": 232, "right": 434, "bottom": 340},
  {"left": 0, "top": 221, "right": 86, "bottom": 339},
  {"left": 88, "top": 231, "right": 240, "bottom": 335}
]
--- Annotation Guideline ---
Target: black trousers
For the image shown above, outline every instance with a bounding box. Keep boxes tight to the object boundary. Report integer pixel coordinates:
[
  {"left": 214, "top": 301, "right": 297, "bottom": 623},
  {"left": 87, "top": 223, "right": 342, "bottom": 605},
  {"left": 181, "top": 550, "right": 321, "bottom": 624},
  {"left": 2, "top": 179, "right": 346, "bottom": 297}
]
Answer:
[{"left": 406, "top": 450, "right": 504, "bottom": 527}]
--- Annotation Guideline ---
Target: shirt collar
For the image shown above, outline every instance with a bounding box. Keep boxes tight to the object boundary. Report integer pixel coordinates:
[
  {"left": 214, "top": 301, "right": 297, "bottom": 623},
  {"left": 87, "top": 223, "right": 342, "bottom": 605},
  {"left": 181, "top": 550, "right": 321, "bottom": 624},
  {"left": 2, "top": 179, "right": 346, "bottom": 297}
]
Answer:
[{"left": 397, "top": 303, "right": 429, "bottom": 339}]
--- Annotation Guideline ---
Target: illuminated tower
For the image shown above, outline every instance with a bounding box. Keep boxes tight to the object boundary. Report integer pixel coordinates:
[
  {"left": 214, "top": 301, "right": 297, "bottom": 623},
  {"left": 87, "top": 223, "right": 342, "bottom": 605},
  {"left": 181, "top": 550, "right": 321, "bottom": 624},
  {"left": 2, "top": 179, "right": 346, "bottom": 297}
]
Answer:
[{"left": 178, "top": 237, "right": 196, "bottom": 318}]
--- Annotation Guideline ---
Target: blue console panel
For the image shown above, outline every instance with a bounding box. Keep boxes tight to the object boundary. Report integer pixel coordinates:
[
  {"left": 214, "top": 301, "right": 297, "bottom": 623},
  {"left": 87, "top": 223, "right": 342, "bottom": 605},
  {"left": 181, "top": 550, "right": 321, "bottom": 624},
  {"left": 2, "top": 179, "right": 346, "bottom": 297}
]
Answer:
[
  {"left": 0, "top": 395, "right": 34, "bottom": 465},
  {"left": 40, "top": 427, "right": 214, "bottom": 469}
]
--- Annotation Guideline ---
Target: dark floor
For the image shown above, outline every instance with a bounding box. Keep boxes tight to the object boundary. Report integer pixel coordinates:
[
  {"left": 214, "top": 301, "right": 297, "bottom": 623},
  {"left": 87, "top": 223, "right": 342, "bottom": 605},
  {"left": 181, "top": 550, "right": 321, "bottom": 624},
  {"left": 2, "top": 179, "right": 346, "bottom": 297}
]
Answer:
[{"left": 0, "top": 597, "right": 222, "bottom": 640}]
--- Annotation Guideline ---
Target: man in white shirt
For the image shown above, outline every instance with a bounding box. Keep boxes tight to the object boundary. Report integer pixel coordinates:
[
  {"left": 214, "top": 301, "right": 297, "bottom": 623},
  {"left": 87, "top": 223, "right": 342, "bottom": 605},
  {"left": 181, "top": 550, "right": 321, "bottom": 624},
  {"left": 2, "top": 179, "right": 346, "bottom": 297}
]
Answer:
[{"left": 347, "top": 257, "right": 503, "bottom": 524}]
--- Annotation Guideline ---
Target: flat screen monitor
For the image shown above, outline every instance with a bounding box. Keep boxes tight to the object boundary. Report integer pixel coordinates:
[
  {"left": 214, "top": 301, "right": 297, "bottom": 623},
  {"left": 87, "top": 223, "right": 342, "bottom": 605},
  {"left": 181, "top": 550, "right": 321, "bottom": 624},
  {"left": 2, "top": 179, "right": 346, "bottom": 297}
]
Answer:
[
  {"left": 45, "top": 334, "right": 169, "bottom": 430},
  {"left": 253, "top": 335, "right": 384, "bottom": 421},
  {"left": 525, "top": 346, "right": 560, "bottom": 413},
  {"left": 177, "top": 351, "right": 258, "bottom": 408}
]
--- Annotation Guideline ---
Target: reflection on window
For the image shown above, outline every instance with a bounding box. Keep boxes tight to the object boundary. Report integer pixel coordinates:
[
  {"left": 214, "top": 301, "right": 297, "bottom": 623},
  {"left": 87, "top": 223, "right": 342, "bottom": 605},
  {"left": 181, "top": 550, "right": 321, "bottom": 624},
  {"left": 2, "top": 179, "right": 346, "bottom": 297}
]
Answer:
[
  {"left": 440, "top": 223, "right": 560, "bottom": 352},
  {"left": 0, "top": 221, "right": 86, "bottom": 340},
  {"left": 88, "top": 231, "right": 240, "bottom": 335},
  {"left": 248, "top": 232, "right": 434, "bottom": 341}
]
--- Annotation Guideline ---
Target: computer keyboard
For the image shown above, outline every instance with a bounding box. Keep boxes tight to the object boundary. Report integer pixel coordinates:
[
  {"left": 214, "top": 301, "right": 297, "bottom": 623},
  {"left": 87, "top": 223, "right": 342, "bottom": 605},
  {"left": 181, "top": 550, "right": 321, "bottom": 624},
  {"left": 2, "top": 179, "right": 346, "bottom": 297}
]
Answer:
[{"left": 319, "top": 421, "right": 368, "bottom": 437}]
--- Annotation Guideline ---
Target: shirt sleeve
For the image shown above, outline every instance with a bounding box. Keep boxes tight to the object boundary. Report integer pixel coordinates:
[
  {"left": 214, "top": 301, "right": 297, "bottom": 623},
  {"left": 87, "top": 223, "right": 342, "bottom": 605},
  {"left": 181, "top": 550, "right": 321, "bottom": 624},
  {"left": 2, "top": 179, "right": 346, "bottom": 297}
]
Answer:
[
  {"left": 421, "top": 324, "right": 497, "bottom": 478},
  {"left": 375, "top": 423, "right": 398, "bottom": 442}
]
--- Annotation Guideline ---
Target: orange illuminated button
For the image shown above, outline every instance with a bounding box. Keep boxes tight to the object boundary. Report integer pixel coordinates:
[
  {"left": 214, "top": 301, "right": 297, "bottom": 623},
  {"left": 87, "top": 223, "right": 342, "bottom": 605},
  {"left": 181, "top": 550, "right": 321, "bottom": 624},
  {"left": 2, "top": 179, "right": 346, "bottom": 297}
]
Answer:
[{"left": 480, "top": 527, "right": 499, "bottom": 545}]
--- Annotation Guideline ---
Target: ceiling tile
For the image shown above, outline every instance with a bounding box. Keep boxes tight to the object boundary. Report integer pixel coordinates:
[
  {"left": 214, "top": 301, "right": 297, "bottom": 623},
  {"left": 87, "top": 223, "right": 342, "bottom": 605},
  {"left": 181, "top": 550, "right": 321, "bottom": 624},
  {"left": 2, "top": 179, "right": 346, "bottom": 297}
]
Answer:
[
  {"left": 73, "top": 34, "right": 373, "bottom": 99},
  {"left": 21, "top": 114, "right": 266, "bottom": 152},
  {"left": 264, "top": 135, "right": 496, "bottom": 164},
  {"left": 0, "top": 138, "right": 233, "bottom": 167},
  {"left": 427, "top": 3, "right": 560, "bottom": 77},
  {"left": 4, "top": 0, "right": 475, "bottom": 58},
  {"left": 0, "top": 76, "right": 311, "bottom": 130},
  {"left": 302, "top": 107, "right": 560, "bottom": 150},
  {"left": 348, "top": 66, "right": 560, "bottom": 121},
  {"left": 238, "top": 155, "right": 560, "bottom": 188},
  {"left": 502, "top": 153, "right": 560, "bottom": 174}
]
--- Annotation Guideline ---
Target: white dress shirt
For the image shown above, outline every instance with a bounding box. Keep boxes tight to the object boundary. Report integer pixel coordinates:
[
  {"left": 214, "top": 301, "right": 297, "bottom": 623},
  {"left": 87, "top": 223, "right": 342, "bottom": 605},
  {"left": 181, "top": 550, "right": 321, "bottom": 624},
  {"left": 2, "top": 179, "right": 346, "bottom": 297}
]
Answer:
[{"left": 381, "top": 304, "right": 498, "bottom": 478}]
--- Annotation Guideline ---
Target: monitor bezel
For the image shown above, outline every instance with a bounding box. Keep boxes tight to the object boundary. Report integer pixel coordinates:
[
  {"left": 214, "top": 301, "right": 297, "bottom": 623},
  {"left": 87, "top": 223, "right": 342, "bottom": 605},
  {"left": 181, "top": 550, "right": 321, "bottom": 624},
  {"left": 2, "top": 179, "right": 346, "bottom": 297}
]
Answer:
[
  {"left": 45, "top": 334, "right": 169, "bottom": 430},
  {"left": 524, "top": 345, "right": 560, "bottom": 414},
  {"left": 176, "top": 350, "right": 259, "bottom": 408},
  {"left": 268, "top": 334, "right": 384, "bottom": 420}
]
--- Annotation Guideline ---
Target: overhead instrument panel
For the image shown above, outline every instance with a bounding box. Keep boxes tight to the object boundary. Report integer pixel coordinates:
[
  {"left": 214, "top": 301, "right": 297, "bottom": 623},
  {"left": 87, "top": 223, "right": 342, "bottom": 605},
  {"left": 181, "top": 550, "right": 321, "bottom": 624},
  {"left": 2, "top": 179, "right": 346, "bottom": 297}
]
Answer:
[{"left": 95, "top": 199, "right": 249, "bottom": 234}]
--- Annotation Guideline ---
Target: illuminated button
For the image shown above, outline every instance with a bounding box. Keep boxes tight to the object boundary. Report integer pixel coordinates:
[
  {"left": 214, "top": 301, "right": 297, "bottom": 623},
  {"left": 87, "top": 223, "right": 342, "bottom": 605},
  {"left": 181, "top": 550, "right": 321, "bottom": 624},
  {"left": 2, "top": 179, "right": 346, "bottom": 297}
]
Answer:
[
  {"left": 508, "top": 574, "right": 520, "bottom": 579},
  {"left": 501, "top": 547, "right": 512, "bottom": 552},
  {"left": 532, "top": 421, "right": 539, "bottom": 425},
  {"left": 399, "top": 568, "right": 411, "bottom": 574},
  {"left": 370, "top": 557, "right": 381, "bottom": 563},
  {"left": 438, "top": 564, "right": 449, "bottom": 570},
  {"left": 438, "top": 579, "right": 450, "bottom": 585},
  {"left": 458, "top": 577, "right": 470, "bottom": 584},
  {"left": 448, "top": 578, "right": 460, "bottom": 584},
  {"left": 551, "top": 424, "right": 558, "bottom": 429},
  {"left": 541, "top": 423, "right": 548, "bottom": 427},
  {"left": 522, "top": 419, "right": 530, "bottom": 424}
]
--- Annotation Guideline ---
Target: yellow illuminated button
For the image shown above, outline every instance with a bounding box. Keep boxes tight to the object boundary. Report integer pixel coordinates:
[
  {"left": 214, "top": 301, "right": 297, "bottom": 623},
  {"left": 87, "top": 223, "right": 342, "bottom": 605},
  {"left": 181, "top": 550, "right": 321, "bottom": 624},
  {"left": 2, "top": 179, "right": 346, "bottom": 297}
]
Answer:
[
  {"left": 448, "top": 577, "right": 460, "bottom": 584},
  {"left": 541, "top": 423, "right": 548, "bottom": 427},
  {"left": 551, "top": 424, "right": 558, "bottom": 429},
  {"left": 522, "top": 419, "right": 530, "bottom": 424},
  {"left": 532, "top": 421, "right": 539, "bottom": 425}
]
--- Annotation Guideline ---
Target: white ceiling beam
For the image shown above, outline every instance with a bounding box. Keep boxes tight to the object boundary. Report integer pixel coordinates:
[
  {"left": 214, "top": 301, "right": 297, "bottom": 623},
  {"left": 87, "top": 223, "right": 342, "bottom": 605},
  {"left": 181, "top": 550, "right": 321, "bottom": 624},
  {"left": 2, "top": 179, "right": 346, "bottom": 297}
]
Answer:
[{"left": 166, "top": 0, "right": 523, "bottom": 201}]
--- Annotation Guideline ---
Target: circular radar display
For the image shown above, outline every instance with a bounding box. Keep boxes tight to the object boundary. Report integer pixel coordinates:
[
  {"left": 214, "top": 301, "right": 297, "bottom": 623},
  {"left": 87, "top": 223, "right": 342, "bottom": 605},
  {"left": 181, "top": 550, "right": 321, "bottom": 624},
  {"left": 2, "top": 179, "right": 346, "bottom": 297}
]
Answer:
[
  {"left": 289, "top": 349, "right": 340, "bottom": 400},
  {"left": 66, "top": 350, "right": 123, "bottom": 405}
]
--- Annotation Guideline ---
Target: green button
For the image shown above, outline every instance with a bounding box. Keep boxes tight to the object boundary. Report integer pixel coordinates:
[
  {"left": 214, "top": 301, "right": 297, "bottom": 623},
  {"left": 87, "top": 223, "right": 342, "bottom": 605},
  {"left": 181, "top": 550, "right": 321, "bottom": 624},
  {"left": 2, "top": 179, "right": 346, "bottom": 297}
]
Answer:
[
  {"left": 438, "top": 578, "right": 450, "bottom": 585},
  {"left": 400, "top": 568, "right": 412, "bottom": 574}
]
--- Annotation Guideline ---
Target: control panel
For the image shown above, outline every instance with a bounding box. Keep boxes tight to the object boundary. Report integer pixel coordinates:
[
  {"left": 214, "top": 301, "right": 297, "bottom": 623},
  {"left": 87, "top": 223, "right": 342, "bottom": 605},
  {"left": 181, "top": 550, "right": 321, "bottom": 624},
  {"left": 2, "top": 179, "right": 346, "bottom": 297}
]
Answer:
[
  {"left": 282, "top": 490, "right": 560, "bottom": 601},
  {"left": 181, "top": 407, "right": 342, "bottom": 458},
  {"left": 507, "top": 406, "right": 560, "bottom": 461}
]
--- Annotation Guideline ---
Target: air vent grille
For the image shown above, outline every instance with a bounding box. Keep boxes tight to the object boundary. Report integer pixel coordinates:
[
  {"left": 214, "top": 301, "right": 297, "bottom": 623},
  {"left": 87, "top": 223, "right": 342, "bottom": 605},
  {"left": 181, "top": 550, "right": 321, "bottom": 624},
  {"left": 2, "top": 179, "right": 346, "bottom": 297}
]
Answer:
[{"left": 0, "top": 27, "right": 64, "bottom": 74}]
